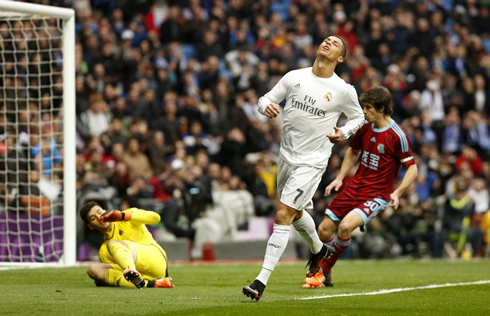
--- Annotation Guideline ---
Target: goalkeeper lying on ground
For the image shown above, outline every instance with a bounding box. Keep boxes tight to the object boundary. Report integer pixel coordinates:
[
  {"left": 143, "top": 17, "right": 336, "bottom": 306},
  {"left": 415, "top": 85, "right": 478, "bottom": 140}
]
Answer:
[{"left": 79, "top": 201, "right": 174, "bottom": 289}]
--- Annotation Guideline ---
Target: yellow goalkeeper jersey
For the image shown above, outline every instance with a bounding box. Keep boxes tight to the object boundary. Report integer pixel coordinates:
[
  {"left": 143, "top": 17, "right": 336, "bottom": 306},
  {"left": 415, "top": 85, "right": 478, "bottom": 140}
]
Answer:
[
  {"left": 481, "top": 210, "right": 490, "bottom": 245},
  {"left": 99, "top": 208, "right": 160, "bottom": 263}
]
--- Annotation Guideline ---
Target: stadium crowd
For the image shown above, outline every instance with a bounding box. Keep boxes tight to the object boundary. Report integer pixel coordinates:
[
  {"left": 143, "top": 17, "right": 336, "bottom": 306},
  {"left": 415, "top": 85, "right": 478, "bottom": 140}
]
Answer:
[{"left": 1, "top": 0, "right": 490, "bottom": 260}]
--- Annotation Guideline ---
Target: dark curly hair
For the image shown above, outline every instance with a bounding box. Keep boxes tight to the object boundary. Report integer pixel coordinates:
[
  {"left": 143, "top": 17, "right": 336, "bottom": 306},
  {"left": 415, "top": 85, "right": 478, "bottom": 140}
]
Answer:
[
  {"left": 79, "top": 201, "right": 101, "bottom": 224},
  {"left": 359, "top": 86, "right": 393, "bottom": 116}
]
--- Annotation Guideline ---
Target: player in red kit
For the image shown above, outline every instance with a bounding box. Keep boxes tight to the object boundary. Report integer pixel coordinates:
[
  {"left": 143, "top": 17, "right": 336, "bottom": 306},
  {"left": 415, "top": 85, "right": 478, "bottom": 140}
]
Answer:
[{"left": 303, "top": 86, "right": 418, "bottom": 288}]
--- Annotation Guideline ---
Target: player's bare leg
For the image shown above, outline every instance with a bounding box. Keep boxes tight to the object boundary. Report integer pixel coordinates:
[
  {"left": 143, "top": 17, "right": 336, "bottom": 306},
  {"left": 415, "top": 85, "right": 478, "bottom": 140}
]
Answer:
[
  {"left": 310, "top": 212, "right": 363, "bottom": 287},
  {"left": 87, "top": 263, "right": 113, "bottom": 286}
]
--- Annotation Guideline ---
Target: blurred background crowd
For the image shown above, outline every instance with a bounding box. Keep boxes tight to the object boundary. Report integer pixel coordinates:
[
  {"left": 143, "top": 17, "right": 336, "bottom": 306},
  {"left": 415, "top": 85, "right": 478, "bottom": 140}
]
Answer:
[{"left": 1, "top": 0, "right": 490, "bottom": 260}]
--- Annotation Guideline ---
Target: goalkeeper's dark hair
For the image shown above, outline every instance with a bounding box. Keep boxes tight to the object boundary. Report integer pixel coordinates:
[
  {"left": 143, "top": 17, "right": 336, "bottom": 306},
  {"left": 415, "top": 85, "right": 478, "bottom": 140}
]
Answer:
[
  {"left": 80, "top": 201, "right": 101, "bottom": 224},
  {"left": 359, "top": 86, "right": 393, "bottom": 115},
  {"left": 332, "top": 34, "right": 347, "bottom": 58}
]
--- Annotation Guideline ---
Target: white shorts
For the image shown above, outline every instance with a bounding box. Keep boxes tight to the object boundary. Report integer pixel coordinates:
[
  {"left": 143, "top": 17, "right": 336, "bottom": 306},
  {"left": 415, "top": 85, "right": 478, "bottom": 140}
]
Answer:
[{"left": 277, "top": 158, "right": 326, "bottom": 211}]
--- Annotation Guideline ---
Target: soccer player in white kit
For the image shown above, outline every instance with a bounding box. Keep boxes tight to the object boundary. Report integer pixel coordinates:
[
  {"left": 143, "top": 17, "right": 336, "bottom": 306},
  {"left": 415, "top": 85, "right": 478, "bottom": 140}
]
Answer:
[{"left": 243, "top": 35, "right": 365, "bottom": 301}]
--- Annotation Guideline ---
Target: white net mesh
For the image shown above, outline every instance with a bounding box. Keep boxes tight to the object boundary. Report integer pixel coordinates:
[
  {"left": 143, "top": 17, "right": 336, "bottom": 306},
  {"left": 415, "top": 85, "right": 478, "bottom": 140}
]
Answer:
[{"left": 0, "top": 12, "right": 65, "bottom": 263}]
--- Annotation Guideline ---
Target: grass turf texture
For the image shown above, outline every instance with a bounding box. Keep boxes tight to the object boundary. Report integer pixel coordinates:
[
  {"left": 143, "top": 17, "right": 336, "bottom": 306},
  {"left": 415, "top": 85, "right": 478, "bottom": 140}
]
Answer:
[{"left": 1, "top": 259, "right": 489, "bottom": 315}]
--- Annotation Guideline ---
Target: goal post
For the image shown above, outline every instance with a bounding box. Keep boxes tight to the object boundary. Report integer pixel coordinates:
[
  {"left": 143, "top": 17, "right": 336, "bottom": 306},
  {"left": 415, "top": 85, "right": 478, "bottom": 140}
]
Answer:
[{"left": 0, "top": 1, "right": 76, "bottom": 267}]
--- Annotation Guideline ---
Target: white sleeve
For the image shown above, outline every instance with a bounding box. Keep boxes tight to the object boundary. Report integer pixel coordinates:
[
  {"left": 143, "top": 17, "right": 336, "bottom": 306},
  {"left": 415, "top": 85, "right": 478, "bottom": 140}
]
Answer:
[
  {"left": 257, "top": 72, "right": 290, "bottom": 115},
  {"left": 339, "top": 85, "right": 365, "bottom": 140}
]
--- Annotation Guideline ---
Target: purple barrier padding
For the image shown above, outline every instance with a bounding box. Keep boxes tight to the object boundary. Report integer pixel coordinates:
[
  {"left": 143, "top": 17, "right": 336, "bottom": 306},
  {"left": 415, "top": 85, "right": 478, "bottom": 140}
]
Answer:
[
  {"left": 77, "top": 243, "right": 99, "bottom": 262},
  {"left": 0, "top": 214, "right": 64, "bottom": 262}
]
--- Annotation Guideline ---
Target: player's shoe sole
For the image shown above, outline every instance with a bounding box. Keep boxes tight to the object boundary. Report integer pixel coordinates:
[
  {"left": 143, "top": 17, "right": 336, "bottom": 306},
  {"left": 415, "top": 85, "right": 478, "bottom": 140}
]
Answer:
[{"left": 123, "top": 269, "right": 145, "bottom": 289}]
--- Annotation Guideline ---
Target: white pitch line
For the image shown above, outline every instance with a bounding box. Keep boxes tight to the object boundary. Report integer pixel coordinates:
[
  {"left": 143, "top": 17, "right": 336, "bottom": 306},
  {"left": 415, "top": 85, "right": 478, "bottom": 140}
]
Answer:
[{"left": 298, "top": 280, "right": 490, "bottom": 300}]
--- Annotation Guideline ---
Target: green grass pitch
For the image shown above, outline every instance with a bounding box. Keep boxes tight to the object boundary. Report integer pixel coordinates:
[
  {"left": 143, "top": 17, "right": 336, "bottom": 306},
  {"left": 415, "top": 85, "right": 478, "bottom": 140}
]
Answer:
[{"left": 1, "top": 259, "right": 489, "bottom": 315}]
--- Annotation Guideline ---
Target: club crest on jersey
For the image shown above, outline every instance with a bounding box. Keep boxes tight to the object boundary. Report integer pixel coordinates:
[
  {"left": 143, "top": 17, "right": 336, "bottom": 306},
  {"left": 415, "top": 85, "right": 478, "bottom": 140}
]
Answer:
[
  {"left": 119, "top": 230, "right": 124, "bottom": 236},
  {"left": 377, "top": 144, "right": 385, "bottom": 154},
  {"left": 324, "top": 92, "right": 333, "bottom": 102}
]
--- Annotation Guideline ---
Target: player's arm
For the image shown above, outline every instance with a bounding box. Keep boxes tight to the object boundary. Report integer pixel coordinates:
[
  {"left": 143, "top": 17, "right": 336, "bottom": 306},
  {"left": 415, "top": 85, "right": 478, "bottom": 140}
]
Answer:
[
  {"left": 100, "top": 208, "right": 160, "bottom": 225},
  {"left": 259, "top": 100, "right": 281, "bottom": 118},
  {"left": 390, "top": 126, "right": 417, "bottom": 209},
  {"left": 257, "top": 72, "right": 290, "bottom": 118},
  {"left": 325, "top": 147, "right": 362, "bottom": 196},
  {"left": 389, "top": 164, "right": 418, "bottom": 209},
  {"left": 328, "top": 86, "right": 364, "bottom": 143}
]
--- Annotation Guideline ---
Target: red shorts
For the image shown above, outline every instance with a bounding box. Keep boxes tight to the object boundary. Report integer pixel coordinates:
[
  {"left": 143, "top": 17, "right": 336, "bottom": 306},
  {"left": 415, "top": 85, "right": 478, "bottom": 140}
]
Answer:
[{"left": 325, "top": 188, "right": 388, "bottom": 232}]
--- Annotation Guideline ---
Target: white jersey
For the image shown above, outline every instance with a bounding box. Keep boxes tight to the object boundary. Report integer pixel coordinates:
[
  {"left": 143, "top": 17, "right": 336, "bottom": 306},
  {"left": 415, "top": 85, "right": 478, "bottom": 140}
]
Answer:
[{"left": 258, "top": 67, "right": 364, "bottom": 167}]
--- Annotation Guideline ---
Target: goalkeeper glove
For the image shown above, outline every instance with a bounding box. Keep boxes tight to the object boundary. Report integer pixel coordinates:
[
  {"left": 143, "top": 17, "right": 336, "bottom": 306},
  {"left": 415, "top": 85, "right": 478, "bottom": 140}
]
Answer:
[{"left": 100, "top": 210, "right": 132, "bottom": 222}]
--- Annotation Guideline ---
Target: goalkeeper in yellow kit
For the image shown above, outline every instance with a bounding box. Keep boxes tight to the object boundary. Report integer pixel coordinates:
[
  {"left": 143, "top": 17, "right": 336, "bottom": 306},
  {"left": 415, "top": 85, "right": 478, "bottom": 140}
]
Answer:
[{"left": 79, "top": 201, "right": 174, "bottom": 289}]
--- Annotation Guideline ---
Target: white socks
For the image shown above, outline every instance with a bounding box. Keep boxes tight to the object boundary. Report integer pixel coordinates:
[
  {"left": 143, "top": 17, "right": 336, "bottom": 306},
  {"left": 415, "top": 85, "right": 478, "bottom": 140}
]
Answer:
[
  {"left": 292, "top": 211, "right": 323, "bottom": 254},
  {"left": 256, "top": 212, "right": 322, "bottom": 286},
  {"left": 257, "top": 224, "right": 290, "bottom": 285}
]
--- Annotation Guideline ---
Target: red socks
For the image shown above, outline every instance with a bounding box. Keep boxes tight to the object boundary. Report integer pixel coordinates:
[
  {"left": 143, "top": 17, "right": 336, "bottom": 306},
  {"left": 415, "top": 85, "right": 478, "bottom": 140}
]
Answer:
[{"left": 322, "top": 236, "right": 351, "bottom": 273}]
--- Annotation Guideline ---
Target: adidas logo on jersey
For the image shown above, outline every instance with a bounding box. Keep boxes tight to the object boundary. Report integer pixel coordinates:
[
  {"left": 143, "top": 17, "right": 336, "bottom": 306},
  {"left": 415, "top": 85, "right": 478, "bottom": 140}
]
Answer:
[
  {"left": 293, "top": 83, "right": 301, "bottom": 88},
  {"left": 370, "top": 137, "right": 376, "bottom": 142}
]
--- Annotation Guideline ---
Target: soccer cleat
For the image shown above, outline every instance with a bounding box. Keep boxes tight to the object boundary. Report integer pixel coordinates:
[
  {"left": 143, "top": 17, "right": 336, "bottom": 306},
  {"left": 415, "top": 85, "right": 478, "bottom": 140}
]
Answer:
[
  {"left": 303, "top": 271, "right": 333, "bottom": 288},
  {"left": 154, "top": 277, "right": 174, "bottom": 288},
  {"left": 323, "top": 271, "right": 334, "bottom": 287},
  {"left": 304, "top": 271, "right": 325, "bottom": 288},
  {"left": 123, "top": 269, "right": 145, "bottom": 289},
  {"left": 305, "top": 244, "right": 332, "bottom": 277},
  {"left": 242, "top": 279, "right": 266, "bottom": 301}
]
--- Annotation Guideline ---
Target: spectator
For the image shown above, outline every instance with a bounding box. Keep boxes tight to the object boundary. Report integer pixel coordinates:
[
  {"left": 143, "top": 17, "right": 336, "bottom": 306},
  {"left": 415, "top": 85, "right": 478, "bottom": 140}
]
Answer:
[
  {"left": 146, "top": 131, "right": 174, "bottom": 175},
  {"left": 225, "top": 48, "right": 260, "bottom": 80},
  {"left": 220, "top": 128, "right": 246, "bottom": 175},
  {"left": 419, "top": 79, "right": 445, "bottom": 140},
  {"left": 455, "top": 146, "right": 483, "bottom": 176},
  {"left": 32, "top": 137, "right": 62, "bottom": 177},
  {"left": 406, "top": 55, "right": 429, "bottom": 92},
  {"left": 109, "top": 161, "right": 130, "bottom": 198},
  {"left": 111, "top": 97, "right": 132, "bottom": 124},
  {"left": 388, "top": 11, "right": 412, "bottom": 55},
  {"left": 441, "top": 107, "right": 463, "bottom": 154},
  {"left": 473, "top": 74, "right": 489, "bottom": 114},
  {"left": 468, "top": 178, "right": 489, "bottom": 216},
  {"left": 126, "top": 176, "right": 154, "bottom": 199},
  {"left": 441, "top": 179, "right": 483, "bottom": 258},
  {"left": 79, "top": 97, "right": 111, "bottom": 137},
  {"left": 245, "top": 159, "right": 273, "bottom": 217},
  {"left": 463, "top": 111, "right": 490, "bottom": 156},
  {"left": 105, "top": 117, "right": 131, "bottom": 148},
  {"left": 182, "top": 120, "right": 209, "bottom": 156},
  {"left": 413, "top": 18, "right": 435, "bottom": 57},
  {"left": 84, "top": 150, "right": 111, "bottom": 180},
  {"left": 420, "top": 80, "right": 445, "bottom": 123},
  {"left": 109, "top": 8, "right": 126, "bottom": 39},
  {"left": 370, "top": 43, "right": 392, "bottom": 74},
  {"left": 150, "top": 95, "right": 182, "bottom": 145},
  {"left": 123, "top": 138, "right": 153, "bottom": 180}
]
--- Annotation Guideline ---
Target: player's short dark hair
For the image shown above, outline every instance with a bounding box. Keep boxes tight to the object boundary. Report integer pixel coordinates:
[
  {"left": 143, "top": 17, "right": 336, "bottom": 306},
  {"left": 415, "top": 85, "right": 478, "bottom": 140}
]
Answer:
[
  {"left": 359, "top": 86, "right": 393, "bottom": 115},
  {"left": 332, "top": 35, "right": 347, "bottom": 58},
  {"left": 80, "top": 201, "right": 100, "bottom": 224}
]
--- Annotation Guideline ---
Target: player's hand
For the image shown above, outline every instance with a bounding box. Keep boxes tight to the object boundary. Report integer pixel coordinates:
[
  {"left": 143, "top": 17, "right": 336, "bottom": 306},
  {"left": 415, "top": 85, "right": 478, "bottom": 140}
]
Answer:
[
  {"left": 326, "top": 127, "right": 343, "bottom": 143},
  {"left": 389, "top": 193, "right": 399, "bottom": 209},
  {"left": 264, "top": 103, "right": 280, "bottom": 119},
  {"left": 325, "top": 179, "right": 343, "bottom": 196},
  {"left": 100, "top": 210, "right": 132, "bottom": 222}
]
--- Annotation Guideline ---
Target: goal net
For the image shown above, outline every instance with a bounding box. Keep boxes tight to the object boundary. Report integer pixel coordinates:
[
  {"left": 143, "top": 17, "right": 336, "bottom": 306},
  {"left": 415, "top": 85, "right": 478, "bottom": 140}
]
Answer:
[{"left": 0, "top": 1, "right": 75, "bottom": 267}]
